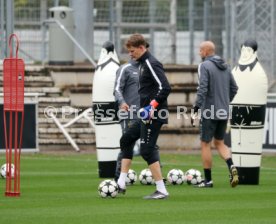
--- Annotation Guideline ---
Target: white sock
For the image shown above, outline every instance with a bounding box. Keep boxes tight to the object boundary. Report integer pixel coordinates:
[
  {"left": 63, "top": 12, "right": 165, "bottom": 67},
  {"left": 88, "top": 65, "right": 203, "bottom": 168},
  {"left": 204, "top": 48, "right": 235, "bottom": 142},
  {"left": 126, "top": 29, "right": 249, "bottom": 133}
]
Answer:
[
  {"left": 117, "top": 172, "right": 127, "bottom": 189},
  {"left": 155, "top": 180, "right": 168, "bottom": 195}
]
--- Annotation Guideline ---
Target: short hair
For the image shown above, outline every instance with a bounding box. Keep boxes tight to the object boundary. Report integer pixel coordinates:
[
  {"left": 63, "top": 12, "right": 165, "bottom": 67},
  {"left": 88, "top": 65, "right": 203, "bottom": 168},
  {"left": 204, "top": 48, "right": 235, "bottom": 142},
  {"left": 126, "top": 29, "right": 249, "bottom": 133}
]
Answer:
[
  {"left": 125, "top": 33, "right": 148, "bottom": 48},
  {"left": 242, "top": 39, "right": 258, "bottom": 52}
]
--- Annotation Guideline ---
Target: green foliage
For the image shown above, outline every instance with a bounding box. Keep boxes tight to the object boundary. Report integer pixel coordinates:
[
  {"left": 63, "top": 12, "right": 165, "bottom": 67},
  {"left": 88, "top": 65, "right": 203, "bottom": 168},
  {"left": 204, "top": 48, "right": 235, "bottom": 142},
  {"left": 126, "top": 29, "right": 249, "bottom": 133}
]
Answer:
[{"left": 0, "top": 153, "right": 276, "bottom": 224}]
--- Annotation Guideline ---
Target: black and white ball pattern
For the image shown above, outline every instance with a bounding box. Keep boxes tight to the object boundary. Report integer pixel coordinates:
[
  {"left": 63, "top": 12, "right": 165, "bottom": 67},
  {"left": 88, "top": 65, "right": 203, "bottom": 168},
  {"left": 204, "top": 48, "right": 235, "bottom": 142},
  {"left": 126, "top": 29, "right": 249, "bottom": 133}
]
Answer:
[
  {"left": 167, "top": 169, "right": 185, "bottom": 185},
  {"left": 98, "top": 179, "right": 118, "bottom": 198},
  {"left": 185, "top": 168, "right": 202, "bottom": 185},
  {"left": 0, "top": 163, "right": 15, "bottom": 179},
  {"left": 126, "top": 169, "right": 137, "bottom": 185},
  {"left": 139, "top": 168, "right": 155, "bottom": 185}
]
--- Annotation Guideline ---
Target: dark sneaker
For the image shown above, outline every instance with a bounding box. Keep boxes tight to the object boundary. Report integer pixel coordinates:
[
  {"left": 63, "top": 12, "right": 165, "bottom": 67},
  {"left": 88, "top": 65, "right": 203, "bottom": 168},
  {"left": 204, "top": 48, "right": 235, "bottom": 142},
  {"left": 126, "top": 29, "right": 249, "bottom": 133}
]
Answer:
[
  {"left": 143, "top": 191, "right": 169, "bottom": 200},
  {"left": 117, "top": 185, "right": 126, "bottom": 195},
  {"left": 230, "top": 166, "right": 239, "bottom": 188},
  {"left": 195, "top": 180, "right": 213, "bottom": 188}
]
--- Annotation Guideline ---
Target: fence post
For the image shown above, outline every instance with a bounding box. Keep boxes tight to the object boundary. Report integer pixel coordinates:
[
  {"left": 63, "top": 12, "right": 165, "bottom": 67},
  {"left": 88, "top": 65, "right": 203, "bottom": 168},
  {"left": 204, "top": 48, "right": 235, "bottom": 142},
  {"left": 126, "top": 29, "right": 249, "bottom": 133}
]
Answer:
[
  {"left": 6, "top": 0, "right": 14, "bottom": 57},
  {"left": 204, "top": 0, "right": 210, "bottom": 40},
  {"left": 170, "top": 0, "right": 177, "bottom": 64},
  {"left": 189, "top": 0, "right": 194, "bottom": 64},
  {"left": 225, "top": 0, "right": 231, "bottom": 62},
  {"left": 149, "top": 0, "right": 156, "bottom": 56},
  {"left": 115, "top": 0, "right": 122, "bottom": 57},
  {"left": 0, "top": 0, "right": 5, "bottom": 59},
  {"left": 109, "top": 0, "right": 114, "bottom": 43},
  {"left": 40, "top": 0, "right": 47, "bottom": 64}
]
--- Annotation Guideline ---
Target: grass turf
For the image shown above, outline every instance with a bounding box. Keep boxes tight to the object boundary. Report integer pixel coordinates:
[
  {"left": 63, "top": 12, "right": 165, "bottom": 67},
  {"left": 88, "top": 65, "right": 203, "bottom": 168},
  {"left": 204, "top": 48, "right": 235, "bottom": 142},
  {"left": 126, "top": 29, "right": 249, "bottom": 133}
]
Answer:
[{"left": 0, "top": 152, "right": 276, "bottom": 224}]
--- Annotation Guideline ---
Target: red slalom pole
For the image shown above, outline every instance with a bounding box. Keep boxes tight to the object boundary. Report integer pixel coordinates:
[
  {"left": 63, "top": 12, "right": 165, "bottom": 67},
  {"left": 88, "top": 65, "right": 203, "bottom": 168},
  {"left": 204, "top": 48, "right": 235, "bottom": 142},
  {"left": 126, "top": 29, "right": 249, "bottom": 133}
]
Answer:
[{"left": 3, "top": 34, "right": 25, "bottom": 197}]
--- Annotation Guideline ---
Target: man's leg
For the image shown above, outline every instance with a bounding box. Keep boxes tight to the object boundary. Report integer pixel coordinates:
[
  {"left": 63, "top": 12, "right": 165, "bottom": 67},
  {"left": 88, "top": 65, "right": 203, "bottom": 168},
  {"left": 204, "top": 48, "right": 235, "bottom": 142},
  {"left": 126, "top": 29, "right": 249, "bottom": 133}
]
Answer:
[
  {"left": 213, "top": 120, "right": 239, "bottom": 187},
  {"left": 140, "top": 120, "right": 168, "bottom": 199},
  {"left": 214, "top": 139, "right": 239, "bottom": 187},
  {"left": 114, "top": 151, "right": 123, "bottom": 182},
  {"left": 117, "top": 120, "right": 140, "bottom": 192},
  {"left": 117, "top": 158, "right": 132, "bottom": 193},
  {"left": 201, "top": 141, "right": 213, "bottom": 183},
  {"left": 115, "top": 120, "right": 135, "bottom": 181},
  {"left": 197, "top": 119, "right": 214, "bottom": 188},
  {"left": 214, "top": 139, "right": 231, "bottom": 160}
]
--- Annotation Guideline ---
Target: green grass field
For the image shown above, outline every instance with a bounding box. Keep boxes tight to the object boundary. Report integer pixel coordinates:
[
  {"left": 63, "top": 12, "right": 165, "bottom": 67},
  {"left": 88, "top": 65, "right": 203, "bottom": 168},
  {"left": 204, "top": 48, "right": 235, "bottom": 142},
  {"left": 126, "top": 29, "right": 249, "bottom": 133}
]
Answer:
[{"left": 0, "top": 152, "right": 276, "bottom": 224}]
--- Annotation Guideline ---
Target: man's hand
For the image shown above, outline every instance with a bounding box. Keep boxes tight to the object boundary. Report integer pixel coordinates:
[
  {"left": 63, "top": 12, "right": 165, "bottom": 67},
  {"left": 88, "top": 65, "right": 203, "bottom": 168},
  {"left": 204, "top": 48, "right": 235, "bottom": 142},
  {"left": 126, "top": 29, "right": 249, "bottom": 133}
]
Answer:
[
  {"left": 120, "top": 103, "right": 129, "bottom": 111},
  {"left": 138, "top": 100, "right": 159, "bottom": 124},
  {"left": 191, "top": 105, "right": 199, "bottom": 127}
]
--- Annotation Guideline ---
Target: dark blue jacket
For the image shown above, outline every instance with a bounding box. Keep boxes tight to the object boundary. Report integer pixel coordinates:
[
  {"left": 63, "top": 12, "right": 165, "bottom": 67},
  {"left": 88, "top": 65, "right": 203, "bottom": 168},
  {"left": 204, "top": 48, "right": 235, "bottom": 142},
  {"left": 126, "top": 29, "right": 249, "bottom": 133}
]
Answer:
[{"left": 137, "top": 51, "right": 171, "bottom": 123}]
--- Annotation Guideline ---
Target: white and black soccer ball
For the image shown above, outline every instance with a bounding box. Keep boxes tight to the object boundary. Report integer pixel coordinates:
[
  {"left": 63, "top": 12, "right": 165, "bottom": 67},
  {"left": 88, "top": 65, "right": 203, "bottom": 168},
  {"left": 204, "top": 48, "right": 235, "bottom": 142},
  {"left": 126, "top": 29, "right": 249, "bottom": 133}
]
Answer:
[
  {"left": 0, "top": 163, "right": 15, "bottom": 179},
  {"left": 126, "top": 169, "right": 137, "bottom": 185},
  {"left": 139, "top": 168, "right": 155, "bottom": 185},
  {"left": 167, "top": 169, "right": 185, "bottom": 185},
  {"left": 98, "top": 179, "right": 118, "bottom": 198},
  {"left": 185, "top": 168, "right": 202, "bottom": 185}
]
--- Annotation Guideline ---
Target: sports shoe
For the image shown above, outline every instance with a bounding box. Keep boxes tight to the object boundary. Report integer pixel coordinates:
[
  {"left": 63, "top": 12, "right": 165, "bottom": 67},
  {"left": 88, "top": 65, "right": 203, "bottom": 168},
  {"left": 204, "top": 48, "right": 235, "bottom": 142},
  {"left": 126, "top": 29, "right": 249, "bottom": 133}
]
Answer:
[
  {"left": 195, "top": 180, "right": 213, "bottom": 188},
  {"left": 143, "top": 190, "right": 169, "bottom": 200},
  {"left": 230, "top": 166, "right": 239, "bottom": 188},
  {"left": 117, "top": 185, "right": 126, "bottom": 195}
]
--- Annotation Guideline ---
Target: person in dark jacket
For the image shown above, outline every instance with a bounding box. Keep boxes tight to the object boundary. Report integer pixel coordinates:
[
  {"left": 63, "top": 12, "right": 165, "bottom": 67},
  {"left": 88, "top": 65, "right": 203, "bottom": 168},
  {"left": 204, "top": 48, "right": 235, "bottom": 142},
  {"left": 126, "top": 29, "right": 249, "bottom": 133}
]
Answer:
[
  {"left": 192, "top": 40, "right": 239, "bottom": 188},
  {"left": 116, "top": 33, "right": 171, "bottom": 199},
  {"left": 114, "top": 59, "right": 163, "bottom": 182},
  {"left": 113, "top": 60, "right": 140, "bottom": 181}
]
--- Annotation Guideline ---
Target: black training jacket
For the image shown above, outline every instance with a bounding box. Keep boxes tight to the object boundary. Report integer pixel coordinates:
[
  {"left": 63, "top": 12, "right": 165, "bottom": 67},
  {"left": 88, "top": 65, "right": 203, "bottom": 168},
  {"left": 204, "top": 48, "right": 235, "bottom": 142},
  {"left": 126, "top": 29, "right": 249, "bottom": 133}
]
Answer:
[{"left": 137, "top": 51, "right": 171, "bottom": 123}]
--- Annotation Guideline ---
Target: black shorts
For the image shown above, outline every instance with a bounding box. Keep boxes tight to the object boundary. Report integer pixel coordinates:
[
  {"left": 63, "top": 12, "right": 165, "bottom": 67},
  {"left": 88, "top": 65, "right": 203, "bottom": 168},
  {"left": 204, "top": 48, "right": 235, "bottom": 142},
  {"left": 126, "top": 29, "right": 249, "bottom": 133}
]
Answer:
[
  {"left": 120, "top": 119, "right": 139, "bottom": 134},
  {"left": 120, "top": 119, "right": 162, "bottom": 165},
  {"left": 200, "top": 119, "right": 227, "bottom": 143}
]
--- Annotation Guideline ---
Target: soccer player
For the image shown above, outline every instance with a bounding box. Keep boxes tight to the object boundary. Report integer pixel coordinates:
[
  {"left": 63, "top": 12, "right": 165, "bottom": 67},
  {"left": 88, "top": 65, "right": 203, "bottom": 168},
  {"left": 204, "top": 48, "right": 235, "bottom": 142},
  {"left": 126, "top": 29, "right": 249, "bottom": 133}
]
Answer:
[
  {"left": 116, "top": 33, "right": 171, "bottom": 199},
  {"left": 113, "top": 59, "right": 140, "bottom": 181},
  {"left": 192, "top": 40, "right": 239, "bottom": 188}
]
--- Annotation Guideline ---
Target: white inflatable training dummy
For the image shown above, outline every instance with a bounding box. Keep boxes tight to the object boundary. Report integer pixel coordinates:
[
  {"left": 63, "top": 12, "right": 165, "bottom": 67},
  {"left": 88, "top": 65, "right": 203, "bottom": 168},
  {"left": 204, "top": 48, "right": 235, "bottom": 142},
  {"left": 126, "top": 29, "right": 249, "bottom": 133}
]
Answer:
[
  {"left": 92, "top": 41, "right": 121, "bottom": 178},
  {"left": 231, "top": 39, "right": 268, "bottom": 184}
]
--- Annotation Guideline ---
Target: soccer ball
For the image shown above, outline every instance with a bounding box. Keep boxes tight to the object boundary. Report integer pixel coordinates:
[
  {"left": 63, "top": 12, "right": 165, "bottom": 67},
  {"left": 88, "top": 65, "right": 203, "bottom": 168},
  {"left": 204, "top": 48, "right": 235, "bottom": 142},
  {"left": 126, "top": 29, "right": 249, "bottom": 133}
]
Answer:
[
  {"left": 98, "top": 179, "right": 118, "bottom": 198},
  {"left": 126, "top": 169, "right": 137, "bottom": 185},
  {"left": 0, "top": 163, "right": 15, "bottom": 179},
  {"left": 139, "top": 168, "right": 155, "bottom": 185},
  {"left": 167, "top": 169, "right": 185, "bottom": 185},
  {"left": 185, "top": 168, "right": 202, "bottom": 185}
]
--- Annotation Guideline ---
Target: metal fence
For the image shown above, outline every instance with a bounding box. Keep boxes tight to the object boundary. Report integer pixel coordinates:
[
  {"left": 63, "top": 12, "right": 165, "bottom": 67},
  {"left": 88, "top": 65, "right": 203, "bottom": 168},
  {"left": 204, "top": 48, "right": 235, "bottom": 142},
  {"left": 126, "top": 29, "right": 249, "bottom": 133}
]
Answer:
[
  {"left": 230, "top": 0, "right": 276, "bottom": 87},
  {"left": 0, "top": 0, "right": 275, "bottom": 89},
  {"left": 92, "top": 0, "right": 178, "bottom": 63}
]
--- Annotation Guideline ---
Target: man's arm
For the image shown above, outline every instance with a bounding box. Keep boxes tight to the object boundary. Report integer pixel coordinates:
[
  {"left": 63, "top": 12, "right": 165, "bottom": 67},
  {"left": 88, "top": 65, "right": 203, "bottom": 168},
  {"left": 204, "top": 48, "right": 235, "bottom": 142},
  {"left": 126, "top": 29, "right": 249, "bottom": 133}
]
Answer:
[
  {"left": 145, "top": 60, "right": 171, "bottom": 105},
  {"left": 114, "top": 64, "right": 131, "bottom": 109},
  {"left": 195, "top": 63, "right": 209, "bottom": 108}
]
